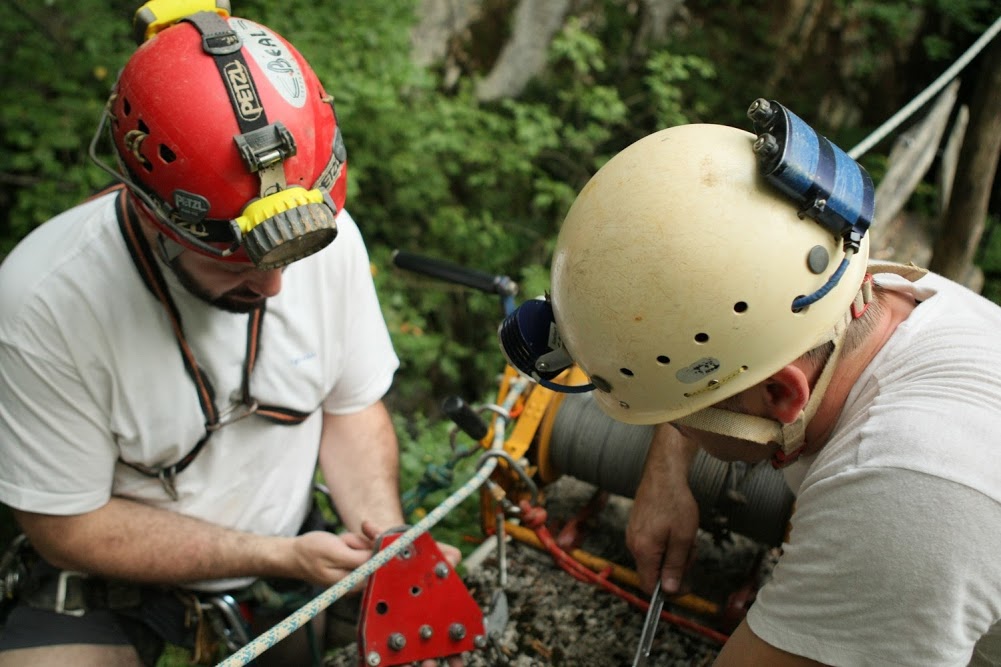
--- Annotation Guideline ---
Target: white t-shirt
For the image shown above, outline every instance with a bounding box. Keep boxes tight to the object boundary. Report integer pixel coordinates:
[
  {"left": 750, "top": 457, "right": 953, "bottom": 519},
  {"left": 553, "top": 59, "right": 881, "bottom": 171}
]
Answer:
[
  {"left": 748, "top": 271, "right": 1001, "bottom": 666},
  {"left": 0, "top": 191, "right": 399, "bottom": 588}
]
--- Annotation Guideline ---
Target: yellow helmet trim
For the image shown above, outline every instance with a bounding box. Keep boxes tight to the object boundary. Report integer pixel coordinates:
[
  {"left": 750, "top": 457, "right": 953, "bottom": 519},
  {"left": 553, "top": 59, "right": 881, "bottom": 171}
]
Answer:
[{"left": 233, "top": 187, "right": 326, "bottom": 234}]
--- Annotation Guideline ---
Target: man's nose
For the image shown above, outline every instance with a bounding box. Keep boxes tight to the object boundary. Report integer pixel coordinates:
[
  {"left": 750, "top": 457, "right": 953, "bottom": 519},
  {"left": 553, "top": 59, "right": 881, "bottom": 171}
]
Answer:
[{"left": 246, "top": 268, "right": 283, "bottom": 297}]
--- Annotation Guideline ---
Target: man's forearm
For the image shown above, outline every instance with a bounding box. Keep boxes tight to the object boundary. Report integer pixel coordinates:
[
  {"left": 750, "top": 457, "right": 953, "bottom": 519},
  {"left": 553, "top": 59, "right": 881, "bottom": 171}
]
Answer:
[
  {"left": 651, "top": 422, "right": 699, "bottom": 479},
  {"left": 318, "top": 401, "right": 404, "bottom": 533},
  {"left": 15, "top": 498, "right": 297, "bottom": 584}
]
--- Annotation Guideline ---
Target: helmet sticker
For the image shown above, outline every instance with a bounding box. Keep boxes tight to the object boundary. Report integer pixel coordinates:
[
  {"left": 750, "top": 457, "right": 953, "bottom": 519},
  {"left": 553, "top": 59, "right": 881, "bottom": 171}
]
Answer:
[
  {"left": 230, "top": 19, "right": 307, "bottom": 109},
  {"left": 676, "top": 357, "right": 721, "bottom": 384}
]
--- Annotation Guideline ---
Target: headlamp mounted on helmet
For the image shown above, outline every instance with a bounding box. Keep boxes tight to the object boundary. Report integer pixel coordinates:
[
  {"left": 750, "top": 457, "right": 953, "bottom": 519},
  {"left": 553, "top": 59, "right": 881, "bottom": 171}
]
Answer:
[{"left": 89, "top": 0, "right": 347, "bottom": 269}]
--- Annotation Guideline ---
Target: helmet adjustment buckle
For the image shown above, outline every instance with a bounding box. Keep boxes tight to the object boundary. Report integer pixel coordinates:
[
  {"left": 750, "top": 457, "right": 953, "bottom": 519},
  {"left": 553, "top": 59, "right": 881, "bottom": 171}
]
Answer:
[{"left": 235, "top": 122, "right": 297, "bottom": 173}]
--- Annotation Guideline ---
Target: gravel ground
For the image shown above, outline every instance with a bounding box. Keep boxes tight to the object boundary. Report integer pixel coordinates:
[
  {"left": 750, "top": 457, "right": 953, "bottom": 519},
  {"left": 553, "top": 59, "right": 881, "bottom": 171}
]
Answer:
[{"left": 326, "top": 477, "right": 778, "bottom": 667}]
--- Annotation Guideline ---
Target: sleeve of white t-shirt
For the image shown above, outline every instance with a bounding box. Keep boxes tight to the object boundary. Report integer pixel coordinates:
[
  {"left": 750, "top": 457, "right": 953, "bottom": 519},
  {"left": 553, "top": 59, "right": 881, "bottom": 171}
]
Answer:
[
  {"left": 0, "top": 338, "right": 118, "bottom": 513},
  {"left": 319, "top": 209, "right": 400, "bottom": 415},
  {"left": 746, "top": 466, "right": 1001, "bottom": 667}
]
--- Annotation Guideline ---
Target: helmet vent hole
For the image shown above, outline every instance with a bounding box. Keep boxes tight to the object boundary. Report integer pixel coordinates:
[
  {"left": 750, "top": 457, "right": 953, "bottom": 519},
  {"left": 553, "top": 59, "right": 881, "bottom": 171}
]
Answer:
[
  {"left": 159, "top": 145, "right": 176, "bottom": 164},
  {"left": 138, "top": 119, "right": 150, "bottom": 134},
  {"left": 733, "top": 301, "right": 748, "bottom": 313},
  {"left": 122, "top": 98, "right": 131, "bottom": 116},
  {"left": 695, "top": 333, "right": 710, "bottom": 344},
  {"left": 656, "top": 355, "right": 671, "bottom": 365},
  {"left": 619, "top": 368, "right": 634, "bottom": 377}
]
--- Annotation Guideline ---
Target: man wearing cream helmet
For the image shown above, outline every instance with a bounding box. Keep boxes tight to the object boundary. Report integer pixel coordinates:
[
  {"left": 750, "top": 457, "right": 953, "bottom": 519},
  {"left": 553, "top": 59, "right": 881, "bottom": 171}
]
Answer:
[{"left": 507, "top": 101, "right": 1001, "bottom": 665}]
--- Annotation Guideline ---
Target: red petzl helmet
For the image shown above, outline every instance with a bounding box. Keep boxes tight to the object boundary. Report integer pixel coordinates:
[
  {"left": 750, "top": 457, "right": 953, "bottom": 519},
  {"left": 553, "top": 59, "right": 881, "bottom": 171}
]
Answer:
[{"left": 105, "top": 5, "right": 346, "bottom": 268}]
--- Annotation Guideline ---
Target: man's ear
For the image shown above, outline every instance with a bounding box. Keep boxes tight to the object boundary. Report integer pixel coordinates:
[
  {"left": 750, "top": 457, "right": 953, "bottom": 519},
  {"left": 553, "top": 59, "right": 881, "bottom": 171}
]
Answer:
[{"left": 761, "top": 365, "right": 811, "bottom": 424}]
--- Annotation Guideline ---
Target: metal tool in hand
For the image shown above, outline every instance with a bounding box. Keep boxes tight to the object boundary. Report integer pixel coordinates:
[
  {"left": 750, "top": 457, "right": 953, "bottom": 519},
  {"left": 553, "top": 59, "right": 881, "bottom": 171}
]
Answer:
[{"left": 631, "top": 580, "right": 666, "bottom": 667}]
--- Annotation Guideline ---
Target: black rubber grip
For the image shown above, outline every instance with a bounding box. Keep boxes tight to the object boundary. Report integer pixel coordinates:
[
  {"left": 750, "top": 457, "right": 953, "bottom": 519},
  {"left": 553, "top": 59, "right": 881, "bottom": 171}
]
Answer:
[
  {"left": 441, "top": 396, "right": 489, "bottom": 441},
  {"left": 392, "top": 250, "right": 516, "bottom": 296}
]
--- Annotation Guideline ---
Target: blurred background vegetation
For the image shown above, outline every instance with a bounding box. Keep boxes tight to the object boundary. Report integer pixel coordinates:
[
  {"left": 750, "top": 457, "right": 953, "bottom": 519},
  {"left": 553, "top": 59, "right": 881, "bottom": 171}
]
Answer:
[{"left": 1, "top": 0, "right": 999, "bottom": 588}]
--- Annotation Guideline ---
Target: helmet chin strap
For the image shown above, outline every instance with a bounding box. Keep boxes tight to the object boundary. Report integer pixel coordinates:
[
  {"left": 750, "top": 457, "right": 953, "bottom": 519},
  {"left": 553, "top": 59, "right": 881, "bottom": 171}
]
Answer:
[{"left": 674, "top": 279, "right": 873, "bottom": 468}]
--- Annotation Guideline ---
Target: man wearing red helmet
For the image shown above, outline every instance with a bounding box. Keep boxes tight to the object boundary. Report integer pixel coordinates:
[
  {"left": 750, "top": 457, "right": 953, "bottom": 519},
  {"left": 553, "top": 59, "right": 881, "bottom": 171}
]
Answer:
[{"left": 0, "top": 4, "right": 459, "bottom": 666}]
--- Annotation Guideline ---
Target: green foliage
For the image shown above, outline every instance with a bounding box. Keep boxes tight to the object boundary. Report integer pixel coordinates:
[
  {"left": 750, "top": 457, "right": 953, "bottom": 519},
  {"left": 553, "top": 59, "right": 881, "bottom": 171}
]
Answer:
[
  {"left": 0, "top": 1, "right": 134, "bottom": 254},
  {"left": 156, "top": 644, "right": 192, "bottom": 667},
  {"left": 645, "top": 52, "right": 717, "bottom": 129},
  {"left": 393, "top": 412, "right": 485, "bottom": 557}
]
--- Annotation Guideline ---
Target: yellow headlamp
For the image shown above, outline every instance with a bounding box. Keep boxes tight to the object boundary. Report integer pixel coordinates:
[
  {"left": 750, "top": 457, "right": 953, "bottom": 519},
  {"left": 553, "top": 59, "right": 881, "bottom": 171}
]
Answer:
[
  {"left": 233, "top": 187, "right": 339, "bottom": 270},
  {"left": 133, "top": 0, "right": 231, "bottom": 44}
]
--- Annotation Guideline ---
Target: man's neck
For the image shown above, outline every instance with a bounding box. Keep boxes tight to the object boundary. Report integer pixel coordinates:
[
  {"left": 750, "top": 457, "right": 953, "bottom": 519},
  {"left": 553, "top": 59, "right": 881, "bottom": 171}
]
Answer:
[{"left": 802, "top": 289, "right": 918, "bottom": 454}]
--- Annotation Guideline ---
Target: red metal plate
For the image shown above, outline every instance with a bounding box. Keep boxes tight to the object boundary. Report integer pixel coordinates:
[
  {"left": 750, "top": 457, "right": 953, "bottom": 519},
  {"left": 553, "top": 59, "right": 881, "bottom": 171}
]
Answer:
[{"left": 358, "top": 530, "right": 486, "bottom": 666}]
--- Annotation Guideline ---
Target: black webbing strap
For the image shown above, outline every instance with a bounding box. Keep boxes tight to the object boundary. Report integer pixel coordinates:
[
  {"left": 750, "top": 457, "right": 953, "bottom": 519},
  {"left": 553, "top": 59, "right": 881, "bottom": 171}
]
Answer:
[
  {"left": 115, "top": 190, "right": 311, "bottom": 499},
  {"left": 182, "top": 11, "right": 270, "bottom": 135}
]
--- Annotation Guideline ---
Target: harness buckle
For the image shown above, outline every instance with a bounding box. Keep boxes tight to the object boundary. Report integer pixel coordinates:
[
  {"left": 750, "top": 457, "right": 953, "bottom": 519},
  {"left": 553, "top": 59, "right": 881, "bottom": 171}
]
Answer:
[
  {"left": 208, "top": 398, "right": 260, "bottom": 432},
  {"left": 159, "top": 466, "right": 180, "bottom": 501},
  {"left": 54, "top": 570, "right": 90, "bottom": 617}
]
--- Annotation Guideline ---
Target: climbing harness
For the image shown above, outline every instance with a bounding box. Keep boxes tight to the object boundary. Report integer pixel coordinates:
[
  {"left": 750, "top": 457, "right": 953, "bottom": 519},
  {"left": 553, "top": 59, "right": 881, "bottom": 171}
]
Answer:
[{"left": 116, "top": 188, "right": 312, "bottom": 499}]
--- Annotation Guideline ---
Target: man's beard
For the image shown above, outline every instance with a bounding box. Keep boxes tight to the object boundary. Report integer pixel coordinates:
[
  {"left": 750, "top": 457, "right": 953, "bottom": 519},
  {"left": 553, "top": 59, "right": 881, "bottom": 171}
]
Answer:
[{"left": 168, "top": 257, "right": 267, "bottom": 314}]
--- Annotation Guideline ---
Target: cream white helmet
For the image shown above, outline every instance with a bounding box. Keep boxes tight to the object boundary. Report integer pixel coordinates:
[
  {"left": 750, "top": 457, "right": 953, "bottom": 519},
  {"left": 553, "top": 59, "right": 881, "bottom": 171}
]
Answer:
[{"left": 549, "top": 121, "right": 870, "bottom": 428}]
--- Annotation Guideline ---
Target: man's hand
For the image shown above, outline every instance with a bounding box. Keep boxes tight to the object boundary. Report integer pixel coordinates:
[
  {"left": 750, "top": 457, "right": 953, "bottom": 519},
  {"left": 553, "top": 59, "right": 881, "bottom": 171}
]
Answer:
[
  {"left": 289, "top": 530, "right": 375, "bottom": 586},
  {"left": 358, "top": 521, "right": 462, "bottom": 568},
  {"left": 626, "top": 423, "right": 700, "bottom": 594}
]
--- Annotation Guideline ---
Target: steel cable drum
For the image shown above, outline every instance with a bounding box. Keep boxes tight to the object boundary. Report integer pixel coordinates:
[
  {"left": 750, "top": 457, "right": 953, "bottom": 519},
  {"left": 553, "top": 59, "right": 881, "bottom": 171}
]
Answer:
[
  {"left": 548, "top": 391, "right": 651, "bottom": 498},
  {"left": 727, "top": 461, "right": 795, "bottom": 547},
  {"left": 546, "top": 392, "right": 793, "bottom": 547}
]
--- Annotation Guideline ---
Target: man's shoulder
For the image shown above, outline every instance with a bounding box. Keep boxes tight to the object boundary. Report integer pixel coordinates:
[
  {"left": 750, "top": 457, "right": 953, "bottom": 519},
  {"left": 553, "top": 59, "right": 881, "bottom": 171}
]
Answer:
[
  {"left": 836, "top": 354, "right": 1001, "bottom": 503},
  {"left": 884, "top": 269, "right": 1001, "bottom": 330},
  {"left": 821, "top": 286, "right": 1001, "bottom": 502},
  {"left": 871, "top": 270, "right": 1001, "bottom": 386},
  {"left": 0, "top": 191, "right": 136, "bottom": 340}
]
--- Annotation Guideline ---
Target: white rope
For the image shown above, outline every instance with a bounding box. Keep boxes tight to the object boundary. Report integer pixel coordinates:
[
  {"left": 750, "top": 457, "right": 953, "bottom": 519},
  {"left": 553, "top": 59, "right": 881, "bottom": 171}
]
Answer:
[{"left": 848, "top": 13, "right": 1001, "bottom": 159}]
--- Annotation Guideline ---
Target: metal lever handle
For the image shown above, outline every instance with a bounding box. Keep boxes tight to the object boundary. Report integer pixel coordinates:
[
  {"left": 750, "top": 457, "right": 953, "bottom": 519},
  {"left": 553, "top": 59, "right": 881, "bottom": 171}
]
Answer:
[
  {"left": 391, "top": 250, "right": 518, "bottom": 297},
  {"left": 442, "top": 396, "right": 490, "bottom": 441}
]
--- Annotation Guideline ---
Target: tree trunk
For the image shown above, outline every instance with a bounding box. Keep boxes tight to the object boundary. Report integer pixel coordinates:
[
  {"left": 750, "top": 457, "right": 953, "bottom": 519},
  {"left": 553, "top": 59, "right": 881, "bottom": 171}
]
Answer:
[
  {"left": 929, "top": 37, "right": 1001, "bottom": 285},
  {"left": 475, "top": 0, "right": 571, "bottom": 102},
  {"left": 412, "top": 0, "right": 484, "bottom": 69}
]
